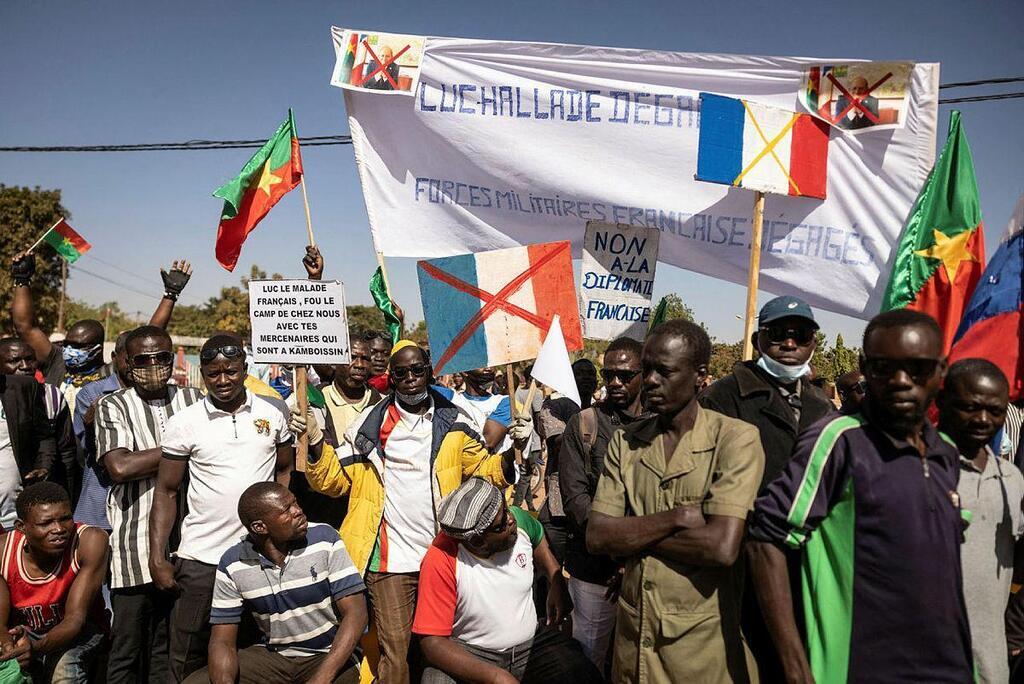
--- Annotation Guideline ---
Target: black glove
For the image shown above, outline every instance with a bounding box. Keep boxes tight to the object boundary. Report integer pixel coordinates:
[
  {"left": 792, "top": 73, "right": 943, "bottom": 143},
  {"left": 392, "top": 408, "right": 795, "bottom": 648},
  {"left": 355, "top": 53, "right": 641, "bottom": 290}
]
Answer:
[
  {"left": 11, "top": 253, "right": 34, "bottom": 286},
  {"left": 160, "top": 262, "right": 192, "bottom": 300}
]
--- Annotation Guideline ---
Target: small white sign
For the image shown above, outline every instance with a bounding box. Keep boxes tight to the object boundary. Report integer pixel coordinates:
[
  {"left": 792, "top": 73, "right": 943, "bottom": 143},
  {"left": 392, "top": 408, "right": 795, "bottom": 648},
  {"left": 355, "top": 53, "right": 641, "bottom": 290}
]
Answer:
[
  {"left": 580, "top": 221, "right": 660, "bottom": 341},
  {"left": 248, "top": 279, "right": 351, "bottom": 365}
]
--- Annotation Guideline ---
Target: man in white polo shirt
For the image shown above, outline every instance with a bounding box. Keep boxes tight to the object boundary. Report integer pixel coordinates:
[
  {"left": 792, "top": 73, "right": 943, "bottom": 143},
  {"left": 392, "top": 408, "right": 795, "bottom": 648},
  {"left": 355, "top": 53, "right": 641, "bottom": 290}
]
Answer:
[
  {"left": 148, "top": 334, "right": 294, "bottom": 682},
  {"left": 413, "top": 478, "right": 599, "bottom": 683}
]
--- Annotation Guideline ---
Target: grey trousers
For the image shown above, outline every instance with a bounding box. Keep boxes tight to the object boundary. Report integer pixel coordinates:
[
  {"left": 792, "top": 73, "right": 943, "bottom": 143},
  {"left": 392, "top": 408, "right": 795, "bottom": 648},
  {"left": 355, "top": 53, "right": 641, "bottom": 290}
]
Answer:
[{"left": 421, "top": 626, "right": 601, "bottom": 684}]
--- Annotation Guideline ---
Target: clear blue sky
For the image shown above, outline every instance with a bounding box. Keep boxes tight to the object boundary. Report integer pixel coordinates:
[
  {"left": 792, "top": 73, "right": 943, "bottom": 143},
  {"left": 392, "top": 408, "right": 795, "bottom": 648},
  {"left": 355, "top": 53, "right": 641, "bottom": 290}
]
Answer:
[{"left": 2, "top": 1, "right": 1022, "bottom": 345}]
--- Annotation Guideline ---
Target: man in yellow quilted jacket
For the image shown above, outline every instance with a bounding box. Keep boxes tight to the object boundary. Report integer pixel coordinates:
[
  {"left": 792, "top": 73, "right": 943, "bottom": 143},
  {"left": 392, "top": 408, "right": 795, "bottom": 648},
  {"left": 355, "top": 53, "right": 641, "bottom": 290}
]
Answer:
[{"left": 289, "top": 340, "right": 517, "bottom": 684}]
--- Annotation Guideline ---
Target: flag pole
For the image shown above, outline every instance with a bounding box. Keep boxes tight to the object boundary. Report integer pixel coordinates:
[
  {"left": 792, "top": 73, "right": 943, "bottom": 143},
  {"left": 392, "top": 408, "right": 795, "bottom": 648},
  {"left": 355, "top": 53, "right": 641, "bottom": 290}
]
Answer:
[
  {"left": 26, "top": 218, "right": 63, "bottom": 255},
  {"left": 294, "top": 136, "right": 315, "bottom": 471},
  {"left": 741, "top": 191, "right": 766, "bottom": 361},
  {"left": 505, "top": 365, "right": 524, "bottom": 467}
]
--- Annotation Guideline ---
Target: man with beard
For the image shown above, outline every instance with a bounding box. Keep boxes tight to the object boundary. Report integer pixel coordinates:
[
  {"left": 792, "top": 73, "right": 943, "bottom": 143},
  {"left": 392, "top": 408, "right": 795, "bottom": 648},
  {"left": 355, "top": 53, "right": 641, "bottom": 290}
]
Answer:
[
  {"left": 296, "top": 341, "right": 516, "bottom": 684},
  {"left": 748, "top": 309, "right": 973, "bottom": 683},
  {"left": 435, "top": 367, "right": 511, "bottom": 452},
  {"left": 95, "top": 326, "right": 204, "bottom": 683},
  {"left": 558, "top": 336, "right": 645, "bottom": 671},
  {"left": 587, "top": 320, "right": 764, "bottom": 683},
  {"left": 414, "top": 478, "right": 599, "bottom": 684},
  {"left": 939, "top": 359, "right": 1022, "bottom": 684},
  {"left": 0, "top": 338, "right": 76, "bottom": 498}
]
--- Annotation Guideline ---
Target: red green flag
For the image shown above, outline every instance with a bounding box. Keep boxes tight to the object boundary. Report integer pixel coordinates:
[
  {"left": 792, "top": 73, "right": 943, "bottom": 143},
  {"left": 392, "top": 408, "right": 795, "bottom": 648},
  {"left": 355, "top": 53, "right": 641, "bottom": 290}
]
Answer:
[
  {"left": 214, "top": 111, "right": 303, "bottom": 271},
  {"left": 42, "top": 218, "right": 91, "bottom": 263},
  {"left": 880, "top": 111, "right": 985, "bottom": 351},
  {"left": 369, "top": 267, "right": 402, "bottom": 344}
]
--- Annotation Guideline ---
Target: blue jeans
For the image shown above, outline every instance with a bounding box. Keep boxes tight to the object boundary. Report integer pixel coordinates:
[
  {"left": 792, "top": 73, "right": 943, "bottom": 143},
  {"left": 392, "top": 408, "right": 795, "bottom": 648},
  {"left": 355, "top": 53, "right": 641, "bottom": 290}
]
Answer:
[{"left": 29, "top": 628, "right": 106, "bottom": 684}]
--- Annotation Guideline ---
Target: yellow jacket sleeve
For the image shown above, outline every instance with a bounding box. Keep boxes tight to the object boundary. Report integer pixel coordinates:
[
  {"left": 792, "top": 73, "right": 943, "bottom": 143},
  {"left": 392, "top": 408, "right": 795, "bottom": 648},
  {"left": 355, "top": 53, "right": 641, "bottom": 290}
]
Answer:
[
  {"left": 460, "top": 433, "right": 512, "bottom": 487},
  {"left": 305, "top": 442, "right": 355, "bottom": 497}
]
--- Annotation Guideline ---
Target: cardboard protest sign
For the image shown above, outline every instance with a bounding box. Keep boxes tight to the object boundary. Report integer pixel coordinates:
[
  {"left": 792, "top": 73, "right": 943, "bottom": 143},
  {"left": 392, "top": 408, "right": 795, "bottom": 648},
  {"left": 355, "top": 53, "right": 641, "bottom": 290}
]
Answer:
[
  {"left": 417, "top": 241, "right": 582, "bottom": 375},
  {"left": 801, "top": 62, "right": 913, "bottom": 132},
  {"left": 249, "top": 280, "right": 350, "bottom": 365},
  {"left": 339, "top": 33, "right": 939, "bottom": 320},
  {"left": 580, "top": 222, "right": 660, "bottom": 341},
  {"left": 331, "top": 28, "right": 424, "bottom": 96}
]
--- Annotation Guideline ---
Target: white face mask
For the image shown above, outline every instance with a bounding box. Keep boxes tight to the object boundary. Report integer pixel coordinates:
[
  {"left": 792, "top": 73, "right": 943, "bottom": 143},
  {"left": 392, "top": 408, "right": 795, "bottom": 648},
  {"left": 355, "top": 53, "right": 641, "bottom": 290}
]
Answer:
[{"left": 756, "top": 340, "right": 813, "bottom": 382}]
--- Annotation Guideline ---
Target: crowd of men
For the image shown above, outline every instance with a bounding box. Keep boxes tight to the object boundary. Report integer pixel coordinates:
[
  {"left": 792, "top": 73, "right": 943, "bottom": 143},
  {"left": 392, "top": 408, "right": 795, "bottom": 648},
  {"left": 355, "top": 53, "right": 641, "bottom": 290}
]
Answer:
[{"left": 0, "top": 244, "right": 1022, "bottom": 684}]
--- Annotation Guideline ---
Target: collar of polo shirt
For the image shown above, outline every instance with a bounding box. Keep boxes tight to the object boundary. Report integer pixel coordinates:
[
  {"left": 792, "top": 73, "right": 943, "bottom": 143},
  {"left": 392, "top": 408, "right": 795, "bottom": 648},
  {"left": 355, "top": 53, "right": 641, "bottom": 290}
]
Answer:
[{"left": 204, "top": 388, "right": 254, "bottom": 416}]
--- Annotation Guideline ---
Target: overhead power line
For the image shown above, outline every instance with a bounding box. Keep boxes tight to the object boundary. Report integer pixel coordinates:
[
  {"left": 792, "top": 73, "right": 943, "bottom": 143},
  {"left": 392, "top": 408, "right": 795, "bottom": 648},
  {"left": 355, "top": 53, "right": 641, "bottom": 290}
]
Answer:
[{"left": 1, "top": 76, "right": 1021, "bottom": 153}]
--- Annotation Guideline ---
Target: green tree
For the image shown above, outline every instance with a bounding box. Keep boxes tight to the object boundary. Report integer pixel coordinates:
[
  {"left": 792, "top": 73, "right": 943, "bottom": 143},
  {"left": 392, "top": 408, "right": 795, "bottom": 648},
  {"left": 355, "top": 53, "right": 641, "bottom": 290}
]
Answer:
[
  {"left": 346, "top": 305, "right": 386, "bottom": 339},
  {"left": 0, "top": 185, "right": 70, "bottom": 336},
  {"left": 64, "top": 300, "right": 141, "bottom": 342},
  {"left": 658, "top": 293, "right": 695, "bottom": 324},
  {"left": 709, "top": 340, "right": 743, "bottom": 378}
]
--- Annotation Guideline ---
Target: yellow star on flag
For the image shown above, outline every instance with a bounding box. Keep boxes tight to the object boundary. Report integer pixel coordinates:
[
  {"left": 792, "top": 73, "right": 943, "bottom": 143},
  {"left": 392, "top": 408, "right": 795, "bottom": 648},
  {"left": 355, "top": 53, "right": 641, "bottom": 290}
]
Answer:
[
  {"left": 913, "top": 228, "right": 978, "bottom": 282},
  {"left": 255, "top": 159, "right": 283, "bottom": 197}
]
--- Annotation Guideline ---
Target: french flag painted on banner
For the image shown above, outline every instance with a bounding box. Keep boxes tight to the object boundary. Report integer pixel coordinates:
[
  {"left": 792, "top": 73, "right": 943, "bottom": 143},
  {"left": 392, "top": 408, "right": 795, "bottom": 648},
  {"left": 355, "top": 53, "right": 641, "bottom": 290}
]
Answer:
[
  {"left": 949, "top": 193, "right": 1024, "bottom": 401},
  {"left": 417, "top": 241, "right": 583, "bottom": 375},
  {"left": 696, "top": 92, "right": 831, "bottom": 199}
]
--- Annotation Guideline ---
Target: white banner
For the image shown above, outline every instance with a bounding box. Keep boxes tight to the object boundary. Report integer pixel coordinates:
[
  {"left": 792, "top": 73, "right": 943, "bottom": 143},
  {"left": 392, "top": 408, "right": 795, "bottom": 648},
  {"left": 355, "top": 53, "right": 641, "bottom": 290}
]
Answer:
[
  {"left": 580, "top": 222, "right": 660, "bottom": 340},
  {"left": 249, "top": 279, "right": 351, "bottom": 365},
  {"left": 335, "top": 29, "right": 939, "bottom": 319}
]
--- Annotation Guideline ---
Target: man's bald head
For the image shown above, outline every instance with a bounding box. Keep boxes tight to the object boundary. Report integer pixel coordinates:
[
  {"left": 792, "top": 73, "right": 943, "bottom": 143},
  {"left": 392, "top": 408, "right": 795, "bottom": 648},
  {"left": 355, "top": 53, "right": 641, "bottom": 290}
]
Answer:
[{"left": 65, "top": 319, "right": 104, "bottom": 347}]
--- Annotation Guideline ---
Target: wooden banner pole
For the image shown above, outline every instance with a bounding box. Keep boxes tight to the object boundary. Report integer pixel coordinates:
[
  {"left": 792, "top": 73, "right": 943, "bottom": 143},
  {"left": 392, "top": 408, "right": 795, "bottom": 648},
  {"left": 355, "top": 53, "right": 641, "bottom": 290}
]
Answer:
[
  {"left": 741, "top": 191, "right": 766, "bottom": 361},
  {"left": 505, "top": 365, "right": 524, "bottom": 466}
]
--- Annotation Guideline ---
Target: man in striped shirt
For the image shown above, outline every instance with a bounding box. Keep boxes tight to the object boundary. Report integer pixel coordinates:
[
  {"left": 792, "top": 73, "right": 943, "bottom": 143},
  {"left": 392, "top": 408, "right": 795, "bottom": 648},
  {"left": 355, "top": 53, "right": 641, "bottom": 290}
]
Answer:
[
  {"left": 183, "top": 482, "right": 366, "bottom": 684},
  {"left": 95, "top": 326, "right": 203, "bottom": 683}
]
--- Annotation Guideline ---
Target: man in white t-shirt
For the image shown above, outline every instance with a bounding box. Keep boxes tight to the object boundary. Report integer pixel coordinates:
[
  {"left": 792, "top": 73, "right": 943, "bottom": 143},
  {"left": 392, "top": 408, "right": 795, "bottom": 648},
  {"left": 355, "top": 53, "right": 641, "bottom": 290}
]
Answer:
[
  {"left": 413, "top": 478, "right": 599, "bottom": 683},
  {"left": 148, "top": 334, "right": 294, "bottom": 682},
  {"left": 435, "top": 368, "right": 511, "bottom": 452}
]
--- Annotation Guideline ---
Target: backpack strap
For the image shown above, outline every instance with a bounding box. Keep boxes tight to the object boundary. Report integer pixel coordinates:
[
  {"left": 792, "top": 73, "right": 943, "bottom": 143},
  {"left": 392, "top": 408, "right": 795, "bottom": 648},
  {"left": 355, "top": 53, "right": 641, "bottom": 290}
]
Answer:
[{"left": 579, "top": 407, "right": 599, "bottom": 453}]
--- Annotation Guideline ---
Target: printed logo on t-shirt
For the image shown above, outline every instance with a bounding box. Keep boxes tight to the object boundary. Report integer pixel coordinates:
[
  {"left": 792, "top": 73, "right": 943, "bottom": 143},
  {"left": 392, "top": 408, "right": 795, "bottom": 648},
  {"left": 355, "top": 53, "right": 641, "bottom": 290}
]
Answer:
[
  {"left": 253, "top": 418, "right": 271, "bottom": 436},
  {"left": 515, "top": 552, "right": 527, "bottom": 568}
]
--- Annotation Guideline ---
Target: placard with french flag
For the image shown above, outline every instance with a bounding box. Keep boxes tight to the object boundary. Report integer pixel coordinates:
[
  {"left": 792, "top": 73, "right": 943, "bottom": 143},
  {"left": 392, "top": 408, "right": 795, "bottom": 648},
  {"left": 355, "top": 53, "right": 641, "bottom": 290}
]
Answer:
[
  {"left": 417, "top": 241, "right": 583, "bottom": 375},
  {"left": 696, "top": 92, "right": 831, "bottom": 199}
]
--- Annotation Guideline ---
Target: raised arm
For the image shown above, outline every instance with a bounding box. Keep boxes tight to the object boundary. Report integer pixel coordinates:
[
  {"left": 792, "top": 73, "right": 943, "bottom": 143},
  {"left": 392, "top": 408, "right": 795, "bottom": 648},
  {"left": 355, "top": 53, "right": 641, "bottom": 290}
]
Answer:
[
  {"left": 30, "top": 527, "right": 108, "bottom": 656},
  {"left": 10, "top": 253, "right": 52, "bottom": 365},
  {"left": 148, "top": 456, "right": 188, "bottom": 592},
  {"left": 148, "top": 259, "right": 192, "bottom": 329}
]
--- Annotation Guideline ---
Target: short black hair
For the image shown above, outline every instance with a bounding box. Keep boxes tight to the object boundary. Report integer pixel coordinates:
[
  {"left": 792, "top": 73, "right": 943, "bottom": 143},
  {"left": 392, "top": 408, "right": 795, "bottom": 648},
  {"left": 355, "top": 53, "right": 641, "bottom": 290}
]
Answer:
[
  {"left": 201, "top": 333, "right": 245, "bottom": 365},
  {"left": 114, "top": 331, "right": 130, "bottom": 354},
  {"left": 863, "top": 309, "right": 943, "bottom": 351},
  {"left": 0, "top": 337, "right": 27, "bottom": 354},
  {"left": 125, "top": 325, "right": 172, "bottom": 354},
  {"left": 606, "top": 336, "right": 643, "bottom": 360},
  {"left": 68, "top": 319, "right": 104, "bottom": 343},
  {"left": 648, "top": 319, "right": 712, "bottom": 366},
  {"left": 946, "top": 358, "right": 1009, "bottom": 394},
  {"left": 16, "top": 482, "right": 70, "bottom": 520},
  {"left": 237, "top": 481, "right": 288, "bottom": 528},
  {"left": 571, "top": 358, "right": 596, "bottom": 372}
]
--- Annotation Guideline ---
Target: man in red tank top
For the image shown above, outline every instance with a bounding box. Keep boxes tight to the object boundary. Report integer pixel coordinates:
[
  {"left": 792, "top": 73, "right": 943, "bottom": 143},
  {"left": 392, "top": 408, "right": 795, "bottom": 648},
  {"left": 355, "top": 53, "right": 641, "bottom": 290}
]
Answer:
[{"left": 0, "top": 482, "right": 108, "bottom": 682}]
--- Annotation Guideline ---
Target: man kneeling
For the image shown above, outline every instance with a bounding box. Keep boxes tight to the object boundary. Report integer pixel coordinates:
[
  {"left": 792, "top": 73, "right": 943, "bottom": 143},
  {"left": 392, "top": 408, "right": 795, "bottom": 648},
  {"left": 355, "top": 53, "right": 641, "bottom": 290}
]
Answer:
[
  {"left": 413, "top": 478, "right": 600, "bottom": 683},
  {"left": 185, "top": 483, "right": 366, "bottom": 684}
]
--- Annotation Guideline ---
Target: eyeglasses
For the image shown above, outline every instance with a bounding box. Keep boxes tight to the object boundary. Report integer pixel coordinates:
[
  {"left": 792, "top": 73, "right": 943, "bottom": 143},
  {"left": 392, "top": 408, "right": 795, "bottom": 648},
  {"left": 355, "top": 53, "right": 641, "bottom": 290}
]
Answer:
[
  {"left": 483, "top": 509, "right": 513, "bottom": 535},
  {"left": 131, "top": 351, "right": 174, "bottom": 367},
  {"left": 862, "top": 357, "right": 941, "bottom": 382},
  {"left": 838, "top": 380, "right": 867, "bottom": 397},
  {"left": 391, "top": 363, "right": 430, "bottom": 381},
  {"left": 199, "top": 345, "right": 244, "bottom": 364},
  {"left": 760, "top": 325, "right": 816, "bottom": 346},
  {"left": 600, "top": 368, "right": 641, "bottom": 384}
]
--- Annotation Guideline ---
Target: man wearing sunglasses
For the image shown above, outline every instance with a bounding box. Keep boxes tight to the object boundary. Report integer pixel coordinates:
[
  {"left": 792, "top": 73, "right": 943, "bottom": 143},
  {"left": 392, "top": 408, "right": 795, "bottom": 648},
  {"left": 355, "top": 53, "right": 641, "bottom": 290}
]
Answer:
[
  {"left": 748, "top": 309, "right": 973, "bottom": 684},
  {"left": 557, "top": 336, "right": 645, "bottom": 672},
  {"left": 296, "top": 340, "right": 516, "bottom": 684},
  {"left": 94, "top": 326, "right": 203, "bottom": 683},
  {"left": 835, "top": 370, "right": 867, "bottom": 416},
  {"left": 699, "top": 295, "right": 834, "bottom": 681},
  {"left": 149, "top": 334, "right": 295, "bottom": 681}
]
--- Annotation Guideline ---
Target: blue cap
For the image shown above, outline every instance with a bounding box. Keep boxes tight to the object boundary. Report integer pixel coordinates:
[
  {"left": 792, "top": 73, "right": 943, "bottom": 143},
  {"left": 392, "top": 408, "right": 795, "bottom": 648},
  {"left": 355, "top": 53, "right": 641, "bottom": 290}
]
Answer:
[{"left": 758, "top": 296, "right": 818, "bottom": 328}]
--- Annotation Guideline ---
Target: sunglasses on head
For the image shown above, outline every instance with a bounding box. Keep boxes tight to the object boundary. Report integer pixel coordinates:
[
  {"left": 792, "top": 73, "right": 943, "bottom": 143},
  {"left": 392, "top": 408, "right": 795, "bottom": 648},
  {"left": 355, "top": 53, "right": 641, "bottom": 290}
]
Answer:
[
  {"left": 760, "top": 324, "right": 816, "bottom": 346},
  {"left": 391, "top": 363, "right": 430, "bottom": 381},
  {"left": 131, "top": 351, "right": 174, "bottom": 367},
  {"left": 600, "top": 368, "right": 641, "bottom": 384},
  {"left": 862, "top": 357, "right": 941, "bottom": 382},
  {"left": 199, "top": 345, "right": 244, "bottom": 364}
]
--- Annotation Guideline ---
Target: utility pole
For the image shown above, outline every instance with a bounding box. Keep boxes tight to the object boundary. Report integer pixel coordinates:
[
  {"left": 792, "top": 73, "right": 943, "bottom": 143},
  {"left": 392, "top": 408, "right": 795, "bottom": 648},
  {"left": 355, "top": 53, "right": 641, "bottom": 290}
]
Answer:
[
  {"left": 104, "top": 307, "right": 111, "bottom": 343},
  {"left": 56, "top": 260, "right": 68, "bottom": 333}
]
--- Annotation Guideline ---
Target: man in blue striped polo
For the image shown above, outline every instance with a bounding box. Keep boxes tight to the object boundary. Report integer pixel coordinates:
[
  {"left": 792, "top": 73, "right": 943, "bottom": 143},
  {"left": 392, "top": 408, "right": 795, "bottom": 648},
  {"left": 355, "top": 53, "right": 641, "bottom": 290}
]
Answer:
[{"left": 184, "top": 482, "right": 367, "bottom": 684}]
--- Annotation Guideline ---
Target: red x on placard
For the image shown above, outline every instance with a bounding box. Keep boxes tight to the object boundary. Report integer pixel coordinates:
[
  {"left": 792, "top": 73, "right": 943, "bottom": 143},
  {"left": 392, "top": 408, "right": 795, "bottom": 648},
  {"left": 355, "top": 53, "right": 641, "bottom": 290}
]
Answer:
[
  {"left": 827, "top": 71, "right": 892, "bottom": 125},
  {"left": 359, "top": 40, "right": 409, "bottom": 89},
  {"left": 419, "top": 242, "right": 569, "bottom": 374}
]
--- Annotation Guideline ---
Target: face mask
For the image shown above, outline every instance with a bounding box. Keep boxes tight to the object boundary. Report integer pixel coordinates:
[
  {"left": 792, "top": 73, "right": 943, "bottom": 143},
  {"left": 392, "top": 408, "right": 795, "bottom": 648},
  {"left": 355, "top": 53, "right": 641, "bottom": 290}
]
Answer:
[
  {"left": 62, "top": 344, "right": 102, "bottom": 372},
  {"left": 395, "top": 389, "right": 429, "bottom": 406},
  {"left": 131, "top": 364, "right": 172, "bottom": 392},
  {"left": 756, "top": 343, "right": 813, "bottom": 382}
]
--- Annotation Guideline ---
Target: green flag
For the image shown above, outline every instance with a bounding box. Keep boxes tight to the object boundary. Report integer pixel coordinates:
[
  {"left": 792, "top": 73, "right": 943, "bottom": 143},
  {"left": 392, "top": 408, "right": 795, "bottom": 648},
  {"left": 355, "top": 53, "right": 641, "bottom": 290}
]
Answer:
[
  {"left": 369, "top": 267, "right": 402, "bottom": 344},
  {"left": 648, "top": 297, "right": 669, "bottom": 334},
  {"left": 307, "top": 382, "right": 325, "bottom": 409}
]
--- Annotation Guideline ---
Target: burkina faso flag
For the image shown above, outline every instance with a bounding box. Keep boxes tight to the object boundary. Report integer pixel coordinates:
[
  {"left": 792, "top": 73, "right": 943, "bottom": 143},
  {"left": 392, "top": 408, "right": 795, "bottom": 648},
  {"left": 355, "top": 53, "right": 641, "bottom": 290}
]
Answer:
[
  {"left": 43, "top": 219, "right": 91, "bottom": 263},
  {"left": 214, "top": 110, "right": 303, "bottom": 271},
  {"left": 880, "top": 111, "right": 985, "bottom": 352}
]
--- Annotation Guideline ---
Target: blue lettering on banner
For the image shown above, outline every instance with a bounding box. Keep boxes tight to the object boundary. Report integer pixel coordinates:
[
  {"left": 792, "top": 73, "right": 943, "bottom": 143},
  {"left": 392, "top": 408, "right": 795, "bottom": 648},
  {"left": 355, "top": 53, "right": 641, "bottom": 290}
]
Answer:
[
  {"left": 458, "top": 85, "right": 477, "bottom": 114},
  {"left": 585, "top": 300, "right": 652, "bottom": 322},
  {"left": 585, "top": 90, "right": 602, "bottom": 122},
  {"left": 609, "top": 91, "right": 630, "bottom": 123}
]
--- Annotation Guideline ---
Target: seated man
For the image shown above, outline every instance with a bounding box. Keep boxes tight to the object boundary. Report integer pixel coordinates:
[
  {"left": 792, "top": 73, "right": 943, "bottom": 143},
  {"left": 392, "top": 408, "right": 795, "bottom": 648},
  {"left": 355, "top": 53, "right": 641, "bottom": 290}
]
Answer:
[
  {"left": 185, "top": 482, "right": 366, "bottom": 684},
  {"left": 413, "top": 478, "right": 600, "bottom": 684},
  {"left": 0, "top": 482, "right": 109, "bottom": 683}
]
